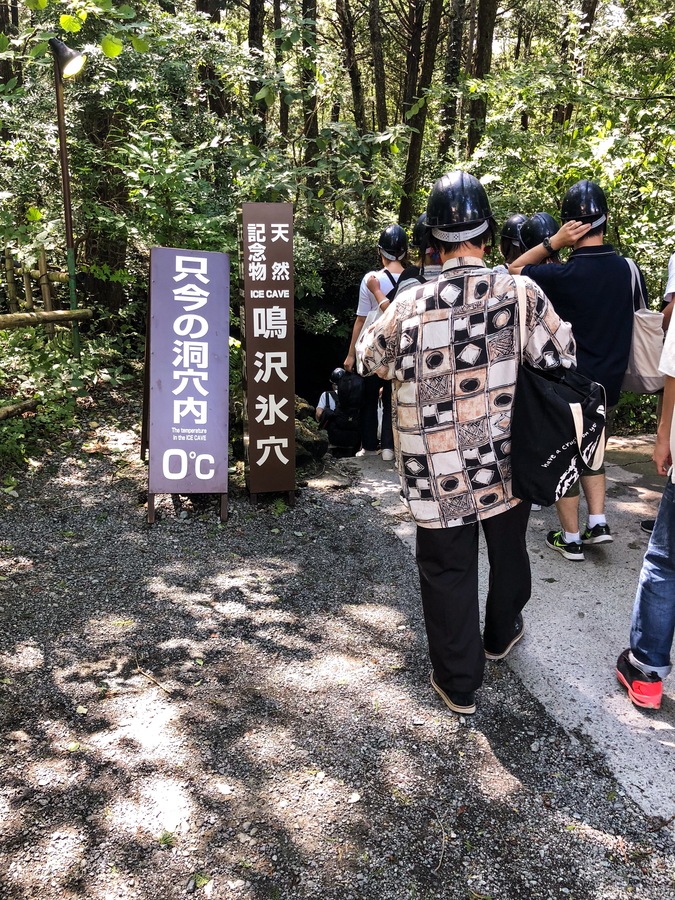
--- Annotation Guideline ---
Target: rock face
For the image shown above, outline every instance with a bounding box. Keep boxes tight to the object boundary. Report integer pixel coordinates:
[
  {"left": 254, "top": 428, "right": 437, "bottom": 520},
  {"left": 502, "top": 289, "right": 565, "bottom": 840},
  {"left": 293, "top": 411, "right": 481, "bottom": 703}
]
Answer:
[
  {"left": 296, "top": 407, "right": 329, "bottom": 464},
  {"left": 295, "top": 395, "right": 315, "bottom": 422}
]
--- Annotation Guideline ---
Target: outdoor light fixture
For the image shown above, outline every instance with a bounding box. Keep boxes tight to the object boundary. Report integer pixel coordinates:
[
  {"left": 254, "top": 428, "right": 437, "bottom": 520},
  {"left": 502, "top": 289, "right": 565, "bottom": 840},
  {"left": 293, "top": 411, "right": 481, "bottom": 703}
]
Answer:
[
  {"left": 48, "top": 37, "right": 86, "bottom": 357},
  {"left": 49, "top": 38, "right": 86, "bottom": 79}
]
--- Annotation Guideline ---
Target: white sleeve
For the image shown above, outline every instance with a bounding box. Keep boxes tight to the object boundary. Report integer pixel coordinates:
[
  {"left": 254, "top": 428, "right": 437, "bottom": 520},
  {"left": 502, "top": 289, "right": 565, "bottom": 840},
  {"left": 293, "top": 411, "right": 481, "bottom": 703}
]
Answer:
[
  {"left": 665, "top": 253, "right": 675, "bottom": 300},
  {"left": 356, "top": 272, "right": 378, "bottom": 317},
  {"left": 659, "top": 319, "right": 675, "bottom": 378}
]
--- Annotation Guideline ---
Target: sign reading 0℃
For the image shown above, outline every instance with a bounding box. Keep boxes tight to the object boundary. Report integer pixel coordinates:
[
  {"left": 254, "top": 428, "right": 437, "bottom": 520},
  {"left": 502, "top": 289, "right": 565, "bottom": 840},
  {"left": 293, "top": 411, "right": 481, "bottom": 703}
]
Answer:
[
  {"left": 146, "top": 247, "right": 230, "bottom": 520},
  {"left": 240, "top": 203, "right": 295, "bottom": 496}
]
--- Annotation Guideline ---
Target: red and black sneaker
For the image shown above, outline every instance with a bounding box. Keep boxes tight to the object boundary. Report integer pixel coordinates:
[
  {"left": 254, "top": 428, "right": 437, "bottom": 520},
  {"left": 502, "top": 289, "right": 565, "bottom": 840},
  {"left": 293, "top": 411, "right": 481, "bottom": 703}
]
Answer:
[{"left": 616, "top": 649, "right": 662, "bottom": 710}]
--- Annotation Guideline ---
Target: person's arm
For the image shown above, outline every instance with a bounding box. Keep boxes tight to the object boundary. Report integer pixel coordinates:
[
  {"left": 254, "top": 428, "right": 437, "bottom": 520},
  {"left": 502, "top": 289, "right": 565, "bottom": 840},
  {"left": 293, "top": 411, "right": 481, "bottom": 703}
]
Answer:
[
  {"left": 509, "top": 220, "right": 591, "bottom": 275},
  {"left": 662, "top": 297, "right": 674, "bottom": 333},
  {"left": 366, "top": 273, "right": 392, "bottom": 313},
  {"left": 654, "top": 374, "right": 675, "bottom": 475},
  {"left": 344, "top": 315, "right": 366, "bottom": 372},
  {"left": 521, "top": 278, "right": 576, "bottom": 370},
  {"left": 315, "top": 392, "right": 326, "bottom": 423},
  {"left": 357, "top": 302, "right": 399, "bottom": 381}
]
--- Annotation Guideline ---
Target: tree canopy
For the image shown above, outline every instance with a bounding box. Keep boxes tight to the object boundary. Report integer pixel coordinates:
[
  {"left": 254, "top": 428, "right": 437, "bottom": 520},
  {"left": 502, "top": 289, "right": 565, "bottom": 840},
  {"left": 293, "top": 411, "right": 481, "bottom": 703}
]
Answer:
[{"left": 0, "top": 0, "right": 674, "bottom": 334}]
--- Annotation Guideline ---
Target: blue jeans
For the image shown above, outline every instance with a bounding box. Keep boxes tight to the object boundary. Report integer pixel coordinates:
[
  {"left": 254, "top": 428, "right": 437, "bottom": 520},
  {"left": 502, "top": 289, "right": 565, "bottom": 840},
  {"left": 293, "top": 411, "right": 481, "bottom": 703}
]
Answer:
[{"left": 630, "top": 477, "right": 675, "bottom": 678}]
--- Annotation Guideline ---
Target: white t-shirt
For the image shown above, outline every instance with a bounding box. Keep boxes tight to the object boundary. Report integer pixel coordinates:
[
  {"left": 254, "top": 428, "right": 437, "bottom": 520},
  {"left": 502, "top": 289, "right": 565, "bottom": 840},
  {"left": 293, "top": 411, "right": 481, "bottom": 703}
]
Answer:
[
  {"left": 356, "top": 269, "right": 400, "bottom": 316},
  {"left": 317, "top": 391, "right": 336, "bottom": 412},
  {"left": 665, "top": 252, "right": 675, "bottom": 302},
  {"left": 658, "top": 320, "right": 675, "bottom": 482}
]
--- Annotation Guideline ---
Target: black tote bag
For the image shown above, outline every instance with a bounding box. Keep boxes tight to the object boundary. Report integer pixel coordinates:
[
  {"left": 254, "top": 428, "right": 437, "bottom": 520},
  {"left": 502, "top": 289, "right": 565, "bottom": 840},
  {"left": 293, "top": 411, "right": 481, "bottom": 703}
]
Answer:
[{"left": 510, "top": 281, "right": 606, "bottom": 507}]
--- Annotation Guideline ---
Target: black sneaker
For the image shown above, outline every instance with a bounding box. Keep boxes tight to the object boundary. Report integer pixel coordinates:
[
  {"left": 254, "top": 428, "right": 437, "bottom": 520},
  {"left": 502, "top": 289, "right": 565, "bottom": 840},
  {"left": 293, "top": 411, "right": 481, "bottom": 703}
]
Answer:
[
  {"left": 430, "top": 673, "right": 476, "bottom": 715},
  {"left": 546, "top": 529, "right": 584, "bottom": 560},
  {"left": 616, "top": 649, "right": 662, "bottom": 709},
  {"left": 640, "top": 519, "right": 655, "bottom": 535},
  {"left": 581, "top": 523, "right": 613, "bottom": 544},
  {"left": 485, "top": 614, "right": 525, "bottom": 661}
]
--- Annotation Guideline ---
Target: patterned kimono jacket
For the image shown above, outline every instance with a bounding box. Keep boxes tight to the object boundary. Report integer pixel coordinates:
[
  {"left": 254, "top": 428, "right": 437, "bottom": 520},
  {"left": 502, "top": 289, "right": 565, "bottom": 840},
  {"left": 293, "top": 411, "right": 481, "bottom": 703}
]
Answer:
[{"left": 357, "top": 256, "right": 576, "bottom": 528}]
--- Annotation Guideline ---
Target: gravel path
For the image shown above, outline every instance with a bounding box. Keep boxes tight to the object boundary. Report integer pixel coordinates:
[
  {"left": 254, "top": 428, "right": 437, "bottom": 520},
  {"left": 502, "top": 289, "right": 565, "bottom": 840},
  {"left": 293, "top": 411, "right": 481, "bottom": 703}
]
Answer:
[{"left": 0, "top": 389, "right": 674, "bottom": 899}]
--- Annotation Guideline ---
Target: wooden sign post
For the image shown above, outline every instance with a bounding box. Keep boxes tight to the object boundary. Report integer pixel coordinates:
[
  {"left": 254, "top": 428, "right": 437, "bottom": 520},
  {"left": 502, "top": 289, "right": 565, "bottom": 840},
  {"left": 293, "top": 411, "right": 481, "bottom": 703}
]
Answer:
[{"left": 240, "top": 203, "right": 295, "bottom": 502}]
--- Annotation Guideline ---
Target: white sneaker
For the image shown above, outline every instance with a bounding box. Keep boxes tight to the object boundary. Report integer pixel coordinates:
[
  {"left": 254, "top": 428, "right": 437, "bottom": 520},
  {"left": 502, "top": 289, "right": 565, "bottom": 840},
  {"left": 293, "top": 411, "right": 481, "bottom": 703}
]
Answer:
[
  {"left": 381, "top": 449, "right": 394, "bottom": 461},
  {"left": 355, "top": 448, "right": 378, "bottom": 457}
]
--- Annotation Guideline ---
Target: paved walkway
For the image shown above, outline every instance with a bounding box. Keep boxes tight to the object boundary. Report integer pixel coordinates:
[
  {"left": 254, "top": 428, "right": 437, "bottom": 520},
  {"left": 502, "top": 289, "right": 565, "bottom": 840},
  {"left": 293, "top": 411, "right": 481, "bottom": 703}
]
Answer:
[{"left": 351, "top": 436, "right": 675, "bottom": 825}]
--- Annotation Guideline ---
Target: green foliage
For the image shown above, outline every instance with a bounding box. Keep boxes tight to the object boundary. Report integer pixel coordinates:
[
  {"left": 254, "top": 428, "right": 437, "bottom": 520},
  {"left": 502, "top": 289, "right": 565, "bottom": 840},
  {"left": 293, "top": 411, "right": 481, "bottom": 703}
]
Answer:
[
  {"left": 613, "top": 392, "right": 659, "bottom": 435},
  {"left": 0, "top": 320, "right": 140, "bottom": 472}
]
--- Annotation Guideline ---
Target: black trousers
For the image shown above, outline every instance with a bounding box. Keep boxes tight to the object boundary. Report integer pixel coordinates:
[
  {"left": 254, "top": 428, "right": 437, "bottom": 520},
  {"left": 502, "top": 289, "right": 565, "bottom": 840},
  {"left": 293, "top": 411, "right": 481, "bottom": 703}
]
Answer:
[
  {"left": 415, "top": 501, "right": 532, "bottom": 694},
  {"left": 360, "top": 374, "right": 393, "bottom": 451}
]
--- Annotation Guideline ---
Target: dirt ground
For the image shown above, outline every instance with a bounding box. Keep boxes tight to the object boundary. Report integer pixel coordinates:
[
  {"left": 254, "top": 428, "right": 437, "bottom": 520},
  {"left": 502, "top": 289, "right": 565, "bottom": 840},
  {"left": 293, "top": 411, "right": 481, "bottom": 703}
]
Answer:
[{"left": 0, "top": 389, "right": 674, "bottom": 900}]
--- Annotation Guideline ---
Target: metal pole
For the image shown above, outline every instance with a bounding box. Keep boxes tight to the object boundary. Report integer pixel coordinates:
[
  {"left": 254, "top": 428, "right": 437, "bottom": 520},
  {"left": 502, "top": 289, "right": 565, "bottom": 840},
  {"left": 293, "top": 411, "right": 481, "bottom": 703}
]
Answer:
[{"left": 52, "top": 55, "right": 81, "bottom": 359}]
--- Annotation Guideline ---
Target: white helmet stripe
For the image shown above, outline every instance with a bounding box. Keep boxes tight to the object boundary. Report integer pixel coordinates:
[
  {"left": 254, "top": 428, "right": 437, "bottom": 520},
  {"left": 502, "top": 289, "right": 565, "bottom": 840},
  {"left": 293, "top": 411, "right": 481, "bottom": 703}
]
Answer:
[
  {"left": 590, "top": 214, "right": 606, "bottom": 228},
  {"left": 432, "top": 220, "right": 489, "bottom": 243}
]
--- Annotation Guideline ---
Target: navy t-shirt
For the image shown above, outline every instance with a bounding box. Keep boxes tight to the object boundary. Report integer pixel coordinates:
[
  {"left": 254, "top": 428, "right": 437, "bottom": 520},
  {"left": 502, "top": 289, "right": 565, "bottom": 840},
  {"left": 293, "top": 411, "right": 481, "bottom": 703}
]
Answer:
[{"left": 522, "top": 245, "right": 643, "bottom": 406}]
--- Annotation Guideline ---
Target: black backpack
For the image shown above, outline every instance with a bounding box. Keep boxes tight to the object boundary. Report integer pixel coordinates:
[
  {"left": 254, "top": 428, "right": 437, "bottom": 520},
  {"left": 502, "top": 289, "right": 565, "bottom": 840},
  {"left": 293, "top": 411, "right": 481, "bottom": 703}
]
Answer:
[{"left": 327, "top": 372, "right": 363, "bottom": 448}]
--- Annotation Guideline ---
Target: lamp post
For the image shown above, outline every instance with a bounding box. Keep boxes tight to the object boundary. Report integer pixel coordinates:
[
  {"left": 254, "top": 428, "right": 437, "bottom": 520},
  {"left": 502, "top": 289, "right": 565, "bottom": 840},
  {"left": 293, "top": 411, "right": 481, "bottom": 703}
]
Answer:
[{"left": 48, "top": 38, "right": 86, "bottom": 358}]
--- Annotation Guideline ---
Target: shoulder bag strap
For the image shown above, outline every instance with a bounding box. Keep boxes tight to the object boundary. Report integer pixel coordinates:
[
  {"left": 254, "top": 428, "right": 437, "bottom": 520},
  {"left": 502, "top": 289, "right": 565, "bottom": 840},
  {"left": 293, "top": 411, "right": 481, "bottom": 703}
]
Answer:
[
  {"left": 625, "top": 257, "right": 645, "bottom": 311},
  {"left": 382, "top": 269, "right": 399, "bottom": 290}
]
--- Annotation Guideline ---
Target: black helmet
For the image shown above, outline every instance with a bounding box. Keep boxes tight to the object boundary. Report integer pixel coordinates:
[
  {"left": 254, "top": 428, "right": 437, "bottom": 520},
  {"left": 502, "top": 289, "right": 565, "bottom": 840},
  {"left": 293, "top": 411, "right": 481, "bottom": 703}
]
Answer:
[
  {"left": 500, "top": 213, "right": 527, "bottom": 243},
  {"left": 519, "top": 212, "right": 560, "bottom": 250},
  {"left": 561, "top": 179, "right": 608, "bottom": 226},
  {"left": 377, "top": 224, "right": 408, "bottom": 261},
  {"left": 412, "top": 214, "right": 429, "bottom": 251},
  {"left": 330, "top": 367, "right": 345, "bottom": 385},
  {"left": 426, "top": 171, "right": 493, "bottom": 242}
]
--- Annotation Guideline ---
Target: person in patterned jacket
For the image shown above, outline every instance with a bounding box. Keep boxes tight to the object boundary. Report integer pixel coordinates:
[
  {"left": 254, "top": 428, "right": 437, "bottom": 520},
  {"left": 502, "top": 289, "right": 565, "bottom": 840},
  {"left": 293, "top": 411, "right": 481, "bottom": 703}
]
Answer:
[{"left": 357, "top": 171, "right": 576, "bottom": 716}]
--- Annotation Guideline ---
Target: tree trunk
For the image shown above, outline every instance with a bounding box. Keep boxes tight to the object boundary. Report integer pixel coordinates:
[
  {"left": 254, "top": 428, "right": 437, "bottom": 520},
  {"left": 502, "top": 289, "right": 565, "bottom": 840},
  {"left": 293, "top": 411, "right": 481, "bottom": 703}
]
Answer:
[
  {"left": 274, "top": 0, "right": 289, "bottom": 139},
  {"left": 369, "top": 0, "right": 389, "bottom": 134},
  {"left": 0, "top": 1, "right": 20, "bottom": 140},
  {"left": 196, "top": 0, "right": 228, "bottom": 118},
  {"left": 248, "top": 0, "right": 267, "bottom": 146},
  {"left": 581, "top": 0, "right": 599, "bottom": 33},
  {"left": 466, "top": 0, "right": 477, "bottom": 71},
  {"left": 438, "top": 0, "right": 466, "bottom": 160},
  {"left": 467, "top": 0, "right": 498, "bottom": 155},
  {"left": 0, "top": 309, "right": 92, "bottom": 329},
  {"left": 302, "top": 0, "right": 319, "bottom": 184},
  {"left": 81, "top": 106, "right": 129, "bottom": 318},
  {"left": 553, "top": 3, "right": 597, "bottom": 126},
  {"left": 0, "top": 398, "right": 40, "bottom": 421},
  {"left": 402, "top": 0, "right": 426, "bottom": 115},
  {"left": 399, "top": 0, "right": 444, "bottom": 225},
  {"left": 336, "top": 0, "right": 367, "bottom": 134}
]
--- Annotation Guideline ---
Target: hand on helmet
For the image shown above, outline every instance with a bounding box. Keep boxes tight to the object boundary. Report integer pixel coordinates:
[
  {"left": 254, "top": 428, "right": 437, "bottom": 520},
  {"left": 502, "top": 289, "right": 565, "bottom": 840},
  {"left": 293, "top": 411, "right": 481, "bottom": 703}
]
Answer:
[{"left": 554, "top": 220, "right": 592, "bottom": 249}]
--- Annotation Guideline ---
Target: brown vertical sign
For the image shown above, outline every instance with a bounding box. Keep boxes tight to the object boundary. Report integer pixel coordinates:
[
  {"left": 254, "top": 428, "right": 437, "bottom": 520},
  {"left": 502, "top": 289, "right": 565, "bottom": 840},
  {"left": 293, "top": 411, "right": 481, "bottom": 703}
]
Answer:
[{"left": 240, "top": 203, "right": 295, "bottom": 497}]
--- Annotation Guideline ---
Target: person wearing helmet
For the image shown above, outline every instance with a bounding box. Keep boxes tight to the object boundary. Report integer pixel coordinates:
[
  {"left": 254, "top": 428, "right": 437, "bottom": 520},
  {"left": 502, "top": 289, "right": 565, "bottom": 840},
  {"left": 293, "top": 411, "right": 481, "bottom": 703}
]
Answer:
[
  {"left": 519, "top": 212, "right": 561, "bottom": 263},
  {"left": 315, "top": 367, "right": 344, "bottom": 424},
  {"left": 510, "top": 179, "right": 647, "bottom": 562},
  {"left": 316, "top": 366, "right": 362, "bottom": 454},
  {"left": 357, "top": 171, "right": 575, "bottom": 716},
  {"left": 378, "top": 214, "right": 443, "bottom": 296},
  {"left": 494, "top": 212, "right": 527, "bottom": 272},
  {"left": 344, "top": 224, "right": 408, "bottom": 461}
]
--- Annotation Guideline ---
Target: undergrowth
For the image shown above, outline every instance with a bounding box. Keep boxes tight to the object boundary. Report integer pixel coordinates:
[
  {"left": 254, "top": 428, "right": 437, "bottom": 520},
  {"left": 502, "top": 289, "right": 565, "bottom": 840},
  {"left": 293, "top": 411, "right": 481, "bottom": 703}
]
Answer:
[{"left": 0, "top": 325, "right": 143, "bottom": 480}]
